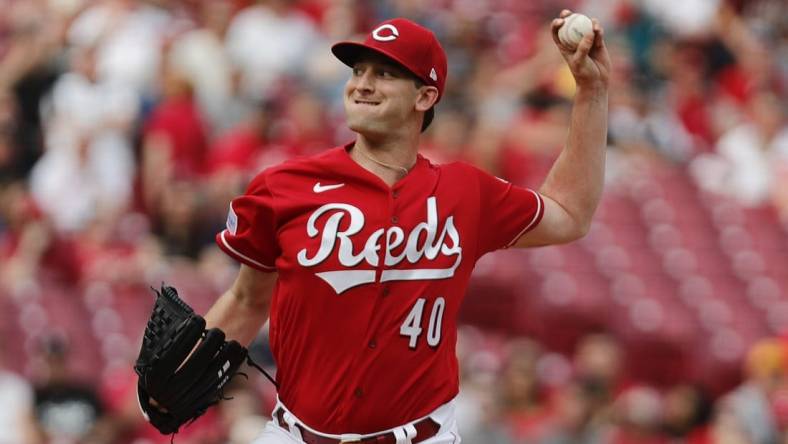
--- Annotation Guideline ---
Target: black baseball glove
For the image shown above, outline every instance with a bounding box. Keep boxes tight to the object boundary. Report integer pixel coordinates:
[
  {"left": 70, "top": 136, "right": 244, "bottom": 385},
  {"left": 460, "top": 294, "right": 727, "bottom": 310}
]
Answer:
[{"left": 134, "top": 285, "right": 275, "bottom": 435}]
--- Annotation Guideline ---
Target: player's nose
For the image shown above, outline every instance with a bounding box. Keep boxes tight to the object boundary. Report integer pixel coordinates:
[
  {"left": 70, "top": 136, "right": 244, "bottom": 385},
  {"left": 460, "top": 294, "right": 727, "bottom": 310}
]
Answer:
[{"left": 353, "top": 69, "right": 375, "bottom": 93}]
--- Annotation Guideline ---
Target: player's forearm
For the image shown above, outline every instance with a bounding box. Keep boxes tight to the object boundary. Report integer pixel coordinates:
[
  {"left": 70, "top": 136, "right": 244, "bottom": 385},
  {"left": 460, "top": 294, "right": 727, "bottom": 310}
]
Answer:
[
  {"left": 204, "top": 290, "right": 270, "bottom": 346},
  {"left": 204, "top": 268, "right": 277, "bottom": 346},
  {"left": 539, "top": 84, "right": 608, "bottom": 235}
]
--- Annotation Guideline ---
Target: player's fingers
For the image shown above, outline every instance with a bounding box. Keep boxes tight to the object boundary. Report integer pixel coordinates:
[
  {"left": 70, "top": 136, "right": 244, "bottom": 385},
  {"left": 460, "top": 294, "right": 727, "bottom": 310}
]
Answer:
[
  {"left": 591, "top": 18, "right": 604, "bottom": 49},
  {"left": 551, "top": 18, "right": 575, "bottom": 54},
  {"left": 575, "top": 26, "right": 595, "bottom": 57},
  {"left": 559, "top": 9, "right": 572, "bottom": 18},
  {"left": 551, "top": 18, "right": 565, "bottom": 45},
  {"left": 551, "top": 17, "right": 564, "bottom": 32},
  {"left": 589, "top": 19, "right": 612, "bottom": 66}
]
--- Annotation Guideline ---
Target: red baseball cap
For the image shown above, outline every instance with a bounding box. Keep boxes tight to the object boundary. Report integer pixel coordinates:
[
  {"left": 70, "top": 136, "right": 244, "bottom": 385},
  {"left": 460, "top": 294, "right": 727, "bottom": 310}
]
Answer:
[{"left": 332, "top": 18, "right": 448, "bottom": 103}]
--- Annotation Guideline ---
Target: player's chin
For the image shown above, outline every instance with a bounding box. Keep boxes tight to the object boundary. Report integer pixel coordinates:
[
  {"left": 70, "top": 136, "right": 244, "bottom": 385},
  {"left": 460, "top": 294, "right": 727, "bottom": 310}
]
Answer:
[
  {"left": 347, "top": 119, "right": 373, "bottom": 134},
  {"left": 347, "top": 118, "right": 385, "bottom": 136},
  {"left": 346, "top": 112, "right": 373, "bottom": 128}
]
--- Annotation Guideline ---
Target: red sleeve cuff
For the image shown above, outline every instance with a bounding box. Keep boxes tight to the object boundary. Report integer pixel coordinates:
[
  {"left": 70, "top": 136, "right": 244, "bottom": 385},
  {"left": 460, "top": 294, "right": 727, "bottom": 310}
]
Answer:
[
  {"left": 505, "top": 190, "right": 545, "bottom": 248},
  {"left": 215, "top": 230, "right": 277, "bottom": 272}
]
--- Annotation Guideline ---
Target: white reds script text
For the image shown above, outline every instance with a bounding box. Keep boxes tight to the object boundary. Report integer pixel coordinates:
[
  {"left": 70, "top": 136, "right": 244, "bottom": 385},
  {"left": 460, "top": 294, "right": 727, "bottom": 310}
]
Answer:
[{"left": 296, "top": 197, "right": 462, "bottom": 293}]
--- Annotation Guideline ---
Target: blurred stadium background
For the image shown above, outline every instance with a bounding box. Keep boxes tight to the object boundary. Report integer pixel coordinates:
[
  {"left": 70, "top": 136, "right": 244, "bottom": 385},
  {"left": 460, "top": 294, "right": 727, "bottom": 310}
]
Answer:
[{"left": 0, "top": 0, "right": 786, "bottom": 442}]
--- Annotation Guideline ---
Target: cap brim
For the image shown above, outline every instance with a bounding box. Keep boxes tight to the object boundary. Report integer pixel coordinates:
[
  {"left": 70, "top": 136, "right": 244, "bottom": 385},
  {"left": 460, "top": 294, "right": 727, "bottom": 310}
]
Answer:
[{"left": 331, "top": 41, "right": 429, "bottom": 85}]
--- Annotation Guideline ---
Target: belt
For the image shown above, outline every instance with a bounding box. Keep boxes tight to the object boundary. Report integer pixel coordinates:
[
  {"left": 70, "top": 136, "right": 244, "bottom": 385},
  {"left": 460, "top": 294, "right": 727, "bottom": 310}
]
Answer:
[{"left": 274, "top": 408, "right": 441, "bottom": 444}]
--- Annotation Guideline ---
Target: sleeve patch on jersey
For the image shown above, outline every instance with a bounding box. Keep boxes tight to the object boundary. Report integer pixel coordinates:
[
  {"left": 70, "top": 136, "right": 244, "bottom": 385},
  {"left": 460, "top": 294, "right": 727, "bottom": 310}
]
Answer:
[{"left": 226, "top": 203, "right": 238, "bottom": 235}]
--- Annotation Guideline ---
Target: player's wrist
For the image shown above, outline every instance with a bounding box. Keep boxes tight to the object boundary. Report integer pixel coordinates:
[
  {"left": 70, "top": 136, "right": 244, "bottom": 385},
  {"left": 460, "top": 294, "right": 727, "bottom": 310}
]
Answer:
[{"left": 574, "top": 81, "right": 609, "bottom": 99}]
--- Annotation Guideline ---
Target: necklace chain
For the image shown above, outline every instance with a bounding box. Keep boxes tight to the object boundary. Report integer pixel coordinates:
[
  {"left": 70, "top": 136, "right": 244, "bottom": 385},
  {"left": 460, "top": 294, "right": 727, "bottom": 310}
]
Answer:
[{"left": 359, "top": 148, "right": 411, "bottom": 176}]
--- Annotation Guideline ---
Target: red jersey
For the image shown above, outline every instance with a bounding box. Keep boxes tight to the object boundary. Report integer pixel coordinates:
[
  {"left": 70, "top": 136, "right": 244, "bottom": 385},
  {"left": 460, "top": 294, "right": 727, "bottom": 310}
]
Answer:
[{"left": 215, "top": 143, "right": 544, "bottom": 433}]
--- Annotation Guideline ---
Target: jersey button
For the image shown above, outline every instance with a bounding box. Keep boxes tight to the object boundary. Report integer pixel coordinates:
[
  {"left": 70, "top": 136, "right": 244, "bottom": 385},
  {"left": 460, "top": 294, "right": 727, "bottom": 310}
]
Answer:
[
  {"left": 392, "top": 190, "right": 400, "bottom": 199},
  {"left": 382, "top": 286, "right": 390, "bottom": 296},
  {"left": 391, "top": 216, "right": 399, "bottom": 224},
  {"left": 354, "top": 388, "right": 363, "bottom": 398},
  {"left": 368, "top": 339, "right": 377, "bottom": 349}
]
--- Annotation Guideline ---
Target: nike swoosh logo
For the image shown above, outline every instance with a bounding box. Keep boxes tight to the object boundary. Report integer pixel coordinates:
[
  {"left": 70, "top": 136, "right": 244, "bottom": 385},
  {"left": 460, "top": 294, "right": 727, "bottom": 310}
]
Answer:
[{"left": 313, "top": 182, "right": 345, "bottom": 193}]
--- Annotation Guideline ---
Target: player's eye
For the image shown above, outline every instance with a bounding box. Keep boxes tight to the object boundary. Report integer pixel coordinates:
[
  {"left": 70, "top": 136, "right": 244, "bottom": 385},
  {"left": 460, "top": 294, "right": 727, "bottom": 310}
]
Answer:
[
  {"left": 377, "top": 69, "right": 397, "bottom": 79},
  {"left": 352, "top": 66, "right": 364, "bottom": 76}
]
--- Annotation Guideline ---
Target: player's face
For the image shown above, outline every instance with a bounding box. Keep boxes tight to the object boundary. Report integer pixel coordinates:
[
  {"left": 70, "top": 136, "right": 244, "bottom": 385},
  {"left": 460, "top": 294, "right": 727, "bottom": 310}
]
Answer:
[{"left": 344, "top": 54, "right": 422, "bottom": 136}]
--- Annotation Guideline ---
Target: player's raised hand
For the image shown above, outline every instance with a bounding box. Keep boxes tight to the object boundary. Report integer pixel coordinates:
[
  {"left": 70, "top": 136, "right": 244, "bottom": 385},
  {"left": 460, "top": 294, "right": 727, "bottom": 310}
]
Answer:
[{"left": 551, "top": 9, "right": 611, "bottom": 89}]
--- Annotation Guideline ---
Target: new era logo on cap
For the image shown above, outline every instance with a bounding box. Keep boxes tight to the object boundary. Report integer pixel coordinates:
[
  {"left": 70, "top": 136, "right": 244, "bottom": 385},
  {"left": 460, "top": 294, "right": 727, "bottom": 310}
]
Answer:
[{"left": 331, "top": 18, "right": 448, "bottom": 101}]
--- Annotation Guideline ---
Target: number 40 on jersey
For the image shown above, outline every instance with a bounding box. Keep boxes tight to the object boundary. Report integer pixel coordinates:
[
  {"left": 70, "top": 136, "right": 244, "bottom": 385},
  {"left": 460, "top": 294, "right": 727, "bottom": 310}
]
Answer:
[{"left": 400, "top": 297, "right": 446, "bottom": 349}]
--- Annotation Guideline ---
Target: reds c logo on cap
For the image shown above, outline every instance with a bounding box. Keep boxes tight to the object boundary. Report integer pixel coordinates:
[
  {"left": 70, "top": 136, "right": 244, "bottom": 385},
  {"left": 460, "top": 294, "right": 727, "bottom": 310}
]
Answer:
[{"left": 372, "top": 24, "right": 399, "bottom": 42}]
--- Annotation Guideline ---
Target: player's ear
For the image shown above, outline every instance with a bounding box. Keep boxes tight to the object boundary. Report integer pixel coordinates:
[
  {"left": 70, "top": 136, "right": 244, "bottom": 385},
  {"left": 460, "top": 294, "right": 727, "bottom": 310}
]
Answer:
[{"left": 414, "top": 86, "right": 439, "bottom": 113}]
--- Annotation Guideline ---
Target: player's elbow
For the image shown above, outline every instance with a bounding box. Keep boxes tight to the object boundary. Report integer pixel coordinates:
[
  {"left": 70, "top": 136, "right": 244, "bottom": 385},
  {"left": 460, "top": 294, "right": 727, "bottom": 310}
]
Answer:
[
  {"left": 553, "top": 221, "right": 588, "bottom": 245},
  {"left": 555, "top": 201, "right": 593, "bottom": 242},
  {"left": 553, "top": 211, "right": 592, "bottom": 244},
  {"left": 574, "top": 219, "right": 592, "bottom": 240}
]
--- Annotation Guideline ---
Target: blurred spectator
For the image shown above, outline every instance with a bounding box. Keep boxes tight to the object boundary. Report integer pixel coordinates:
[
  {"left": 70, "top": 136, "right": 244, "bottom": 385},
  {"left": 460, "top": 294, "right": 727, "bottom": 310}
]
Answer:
[
  {"left": 202, "top": 98, "right": 280, "bottom": 242},
  {"left": 710, "top": 402, "right": 754, "bottom": 444},
  {"left": 0, "top": 337, "right": 33, "bottom": 444},
  {"left": 535, "top": 333, "right": 627, "bottom": 443},
  {"left": 29, "top": 44, "right": 136, "bottom": 233},
  {"left": 455, "top": 327, "right": 511, "bottom": 443},
  {"left": 499, "top": 338, "right": 553, "bottom": 441},
  {"left": 717, "top": 338, "right": 786, "bottom": 444},
  {"left": 67, "top": 0, "right": 174, "bottom": 97},
  {"left": 0, "top": 89, "right": 27, "bottom": 180},
  {"left": 639, "top": 0, "right": 720, "bottom": 38},
  {"left": 500, "top": 91, "right": 572, "bottom": 186},
  {"left": 151, "top": 181, "right": 209, "bottom": 259},
  {"left": 539, "top": 380, "right": 611, "bottom": 444},
  {"left": 608, "top": 385, "right": 667, "bottom": 444},
  {"left": 608, "top": 33, "right": 707, "bottom": 162},
  {"left": 43, "top": 44, "right": 138, "bottom": 137},
  {"left": 141, "top": 66, "right": 208, "bottom": 213},
  {"left": 224, "top": 0, "right": 322, "bottom": 99},
  {"left": 0, "top": 1, "right": 64, "bottom": 180},
  {"left": 691, "top": 91, "right": 788, "bottom": 206},
  {"left": 301, "top": 0, "right": 366, "bottom": 105},
  {"left": 458, "top": 387, "right": 511, "bottom": 444},
  {"left": 661, "top": 384, "right": 713, "bottom": 443},
  {"left": 421, "top": 108, "right": 474, "bottom": 165},
  {"left": 208, "top": 98, "right": 277, "bottom": 176},
  {"left": 25, "top": 335, "right": 109, "bottom": 444},
  {"left": 0, "top": 182, "right": 81, "bottom": 290},
  {"left": 0, "top": 181, "right": 48, "bottom": 290},
  {"left": 168, "top": 0, "right": 239, "bottom": 133},
  {"left": 573, "top": 333, "right": 624, "bottom": 403},
  {"left": 217, "top": 379, "right": 268, "bottom": 444},
  {"left": 277, "top": 89, "right": 334, "bottom": 156},
  {"left": 28, "top": 126, "right": 134, "bottom": 234}
]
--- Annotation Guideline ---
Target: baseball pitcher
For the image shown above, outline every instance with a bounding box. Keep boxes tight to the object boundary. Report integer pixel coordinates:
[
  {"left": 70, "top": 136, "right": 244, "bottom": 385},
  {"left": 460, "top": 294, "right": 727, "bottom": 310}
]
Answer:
[{"left": 135, "top": 10, "right": 610, "bottom": 444}]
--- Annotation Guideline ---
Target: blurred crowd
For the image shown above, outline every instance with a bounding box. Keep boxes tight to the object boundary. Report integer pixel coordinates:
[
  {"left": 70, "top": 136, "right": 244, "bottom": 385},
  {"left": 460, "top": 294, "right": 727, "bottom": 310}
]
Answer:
[
  {"left": 0, "top": 0, "right": 786, "bottom": 443},
  {"left": 455, "top": 329, "right": 788, "bottom": 444}
]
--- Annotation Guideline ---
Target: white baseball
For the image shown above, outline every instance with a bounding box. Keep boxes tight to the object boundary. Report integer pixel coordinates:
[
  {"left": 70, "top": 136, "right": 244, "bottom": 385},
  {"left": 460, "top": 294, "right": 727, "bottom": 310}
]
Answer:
[{"left": 558, "top": 13, "right": 594, "bottom": 49}]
